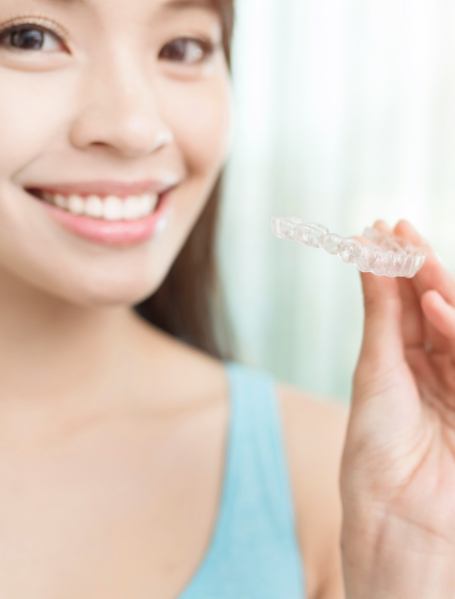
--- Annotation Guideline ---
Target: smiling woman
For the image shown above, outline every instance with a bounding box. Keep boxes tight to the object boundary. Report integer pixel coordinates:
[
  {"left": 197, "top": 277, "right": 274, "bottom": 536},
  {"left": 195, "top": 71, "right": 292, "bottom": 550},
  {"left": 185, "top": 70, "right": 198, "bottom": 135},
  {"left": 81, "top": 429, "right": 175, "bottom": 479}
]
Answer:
[
  {"left": 0, "top": 0, "right": 347, "bottom": 598},
  {"left": 0, "top": 0, "right": 233, "bottom": 353}
]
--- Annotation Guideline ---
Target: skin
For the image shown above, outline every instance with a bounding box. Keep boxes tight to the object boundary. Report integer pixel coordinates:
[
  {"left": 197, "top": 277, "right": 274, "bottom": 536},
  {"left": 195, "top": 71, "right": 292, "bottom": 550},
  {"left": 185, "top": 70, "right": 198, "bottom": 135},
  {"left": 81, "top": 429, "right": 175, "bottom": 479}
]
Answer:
[{"left": 0, "top": 0, "right": 346, "bottom": 598}]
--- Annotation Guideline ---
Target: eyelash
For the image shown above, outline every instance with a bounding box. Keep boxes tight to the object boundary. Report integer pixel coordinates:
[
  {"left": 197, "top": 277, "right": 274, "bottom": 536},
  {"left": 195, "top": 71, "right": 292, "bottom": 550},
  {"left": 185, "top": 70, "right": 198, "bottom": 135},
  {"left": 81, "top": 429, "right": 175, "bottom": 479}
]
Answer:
[{"left": 0, "top": 17, "right": 218, "bottom": 65}]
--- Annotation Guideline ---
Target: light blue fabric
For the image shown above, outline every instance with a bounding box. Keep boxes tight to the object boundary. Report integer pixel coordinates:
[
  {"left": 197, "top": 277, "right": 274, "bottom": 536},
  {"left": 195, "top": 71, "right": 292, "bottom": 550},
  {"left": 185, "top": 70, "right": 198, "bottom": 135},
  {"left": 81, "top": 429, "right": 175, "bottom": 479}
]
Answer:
[{"left": 178, "top": 360, "right": 306, "bottom": 599}]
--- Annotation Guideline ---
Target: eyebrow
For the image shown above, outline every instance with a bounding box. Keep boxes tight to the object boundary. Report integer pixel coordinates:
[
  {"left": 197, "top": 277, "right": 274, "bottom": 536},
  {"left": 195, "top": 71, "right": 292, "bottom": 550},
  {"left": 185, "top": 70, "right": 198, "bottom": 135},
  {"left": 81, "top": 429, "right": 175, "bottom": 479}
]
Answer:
[{"left": 159, "top": 0, "right": 217, "bottom": 13}]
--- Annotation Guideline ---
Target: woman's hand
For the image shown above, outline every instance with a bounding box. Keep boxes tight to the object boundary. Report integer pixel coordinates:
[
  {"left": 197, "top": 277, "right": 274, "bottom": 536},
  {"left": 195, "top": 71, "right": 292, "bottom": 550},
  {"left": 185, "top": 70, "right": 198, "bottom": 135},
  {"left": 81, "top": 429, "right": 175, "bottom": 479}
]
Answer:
[{"left": 340, "top": 219, "right": 455, "bottom": 598}]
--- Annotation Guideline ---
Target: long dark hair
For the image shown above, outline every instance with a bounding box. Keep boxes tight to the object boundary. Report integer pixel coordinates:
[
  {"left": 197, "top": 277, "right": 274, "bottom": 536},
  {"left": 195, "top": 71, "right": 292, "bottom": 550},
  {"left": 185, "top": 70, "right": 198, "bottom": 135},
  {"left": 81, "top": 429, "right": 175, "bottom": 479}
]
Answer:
[{"left": 133, "top": 0, "right": 238, "bottom": 362}]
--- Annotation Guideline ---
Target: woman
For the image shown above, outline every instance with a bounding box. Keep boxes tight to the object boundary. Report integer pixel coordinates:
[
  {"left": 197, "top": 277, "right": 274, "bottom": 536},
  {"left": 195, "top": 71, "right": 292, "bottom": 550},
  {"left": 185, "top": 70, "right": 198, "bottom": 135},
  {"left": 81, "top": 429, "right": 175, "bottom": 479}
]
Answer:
[{"left": 0, "top": 0, "right": 453, "bottom": 597}]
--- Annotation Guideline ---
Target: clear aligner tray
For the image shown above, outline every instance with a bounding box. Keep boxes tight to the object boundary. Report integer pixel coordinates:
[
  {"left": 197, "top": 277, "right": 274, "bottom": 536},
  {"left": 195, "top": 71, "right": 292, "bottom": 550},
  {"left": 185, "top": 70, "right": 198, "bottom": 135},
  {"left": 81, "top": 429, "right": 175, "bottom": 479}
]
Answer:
[{"left": 271, "top": 217, "right": 427, "bottom": 278}]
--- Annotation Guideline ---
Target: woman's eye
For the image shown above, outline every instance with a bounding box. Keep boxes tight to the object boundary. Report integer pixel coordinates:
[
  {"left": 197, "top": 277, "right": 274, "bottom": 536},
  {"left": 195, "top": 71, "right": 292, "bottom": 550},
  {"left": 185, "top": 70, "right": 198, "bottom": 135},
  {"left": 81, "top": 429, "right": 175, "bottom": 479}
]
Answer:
[
  {"left": 0, "top": 25, "right": 217, "bottom": 64},
  {"left": 0, "top": 23, "right": 64, "bottom": 53},
  {"left": 159, "top": 37, "right": 216, "bottom": 65}
]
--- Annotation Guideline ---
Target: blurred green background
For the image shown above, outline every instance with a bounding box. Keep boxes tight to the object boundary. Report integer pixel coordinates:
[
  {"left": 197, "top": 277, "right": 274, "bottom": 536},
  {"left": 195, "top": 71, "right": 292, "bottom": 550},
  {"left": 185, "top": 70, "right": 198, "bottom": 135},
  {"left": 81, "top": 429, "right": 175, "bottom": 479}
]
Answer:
[{"left": 216, "top": 0, "right": 455, "bottom": 404}]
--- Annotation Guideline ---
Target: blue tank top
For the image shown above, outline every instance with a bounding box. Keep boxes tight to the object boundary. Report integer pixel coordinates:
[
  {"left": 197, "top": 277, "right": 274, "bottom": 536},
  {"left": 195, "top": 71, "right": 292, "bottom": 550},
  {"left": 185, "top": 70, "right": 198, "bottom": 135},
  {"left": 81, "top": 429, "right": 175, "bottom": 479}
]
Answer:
[{"left": 178, "top": 360, "right": 306, "bottom": 599}]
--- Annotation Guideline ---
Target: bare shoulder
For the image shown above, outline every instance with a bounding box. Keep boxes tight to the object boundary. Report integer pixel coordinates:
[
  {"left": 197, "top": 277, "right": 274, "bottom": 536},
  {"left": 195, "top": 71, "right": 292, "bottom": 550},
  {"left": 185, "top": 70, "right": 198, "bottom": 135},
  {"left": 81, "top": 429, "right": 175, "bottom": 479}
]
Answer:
[{"left": 276, "top": 380, "right": 349, "bottom": 599}]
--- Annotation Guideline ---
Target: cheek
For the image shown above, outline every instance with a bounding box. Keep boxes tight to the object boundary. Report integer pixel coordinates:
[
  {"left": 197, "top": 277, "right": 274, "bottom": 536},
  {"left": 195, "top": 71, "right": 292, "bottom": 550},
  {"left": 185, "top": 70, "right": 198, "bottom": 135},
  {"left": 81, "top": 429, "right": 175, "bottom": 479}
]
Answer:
[
  {"left": 0, "top": 72, "right": 71, "bottom": 171},
  {"left": 162, "top": 78, "right": 232, "bottom": 174}
]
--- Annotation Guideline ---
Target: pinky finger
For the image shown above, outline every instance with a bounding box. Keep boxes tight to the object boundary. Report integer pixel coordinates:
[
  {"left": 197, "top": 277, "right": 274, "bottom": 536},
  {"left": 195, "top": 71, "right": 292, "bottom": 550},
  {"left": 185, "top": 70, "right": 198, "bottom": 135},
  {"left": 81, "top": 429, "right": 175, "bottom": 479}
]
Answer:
[{"left": 421, "top": 290, "right": 455, "bottom": 341}]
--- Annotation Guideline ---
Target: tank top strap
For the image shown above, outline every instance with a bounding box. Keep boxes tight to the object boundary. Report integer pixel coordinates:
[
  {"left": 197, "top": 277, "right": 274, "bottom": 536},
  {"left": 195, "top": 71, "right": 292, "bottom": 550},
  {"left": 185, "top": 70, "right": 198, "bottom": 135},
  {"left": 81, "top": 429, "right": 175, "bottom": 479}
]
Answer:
[
  {"left": 222, "top": 360, "right": 299, "bottom": 540},
  {"left": 178, "top": 360, "right": 306, "bottom": 599}
]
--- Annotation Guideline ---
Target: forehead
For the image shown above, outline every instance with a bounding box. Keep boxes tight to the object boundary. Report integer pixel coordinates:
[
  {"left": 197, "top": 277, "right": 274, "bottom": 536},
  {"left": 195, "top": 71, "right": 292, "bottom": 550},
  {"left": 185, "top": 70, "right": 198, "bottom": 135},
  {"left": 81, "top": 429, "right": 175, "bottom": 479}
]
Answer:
[{"left": 12, "top": 0, "right": 219, "bottom": 15}]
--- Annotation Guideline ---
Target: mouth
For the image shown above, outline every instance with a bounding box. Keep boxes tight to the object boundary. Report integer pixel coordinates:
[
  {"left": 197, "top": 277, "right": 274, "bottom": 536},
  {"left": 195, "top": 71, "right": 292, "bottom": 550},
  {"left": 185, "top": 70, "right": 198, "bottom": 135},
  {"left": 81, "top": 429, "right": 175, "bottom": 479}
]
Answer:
[
  {"left": 22, "top": 185, "right": 176, "bottom": 247},
  {"left": 25, "top": 186, "right": 169, "bottom": 221}
]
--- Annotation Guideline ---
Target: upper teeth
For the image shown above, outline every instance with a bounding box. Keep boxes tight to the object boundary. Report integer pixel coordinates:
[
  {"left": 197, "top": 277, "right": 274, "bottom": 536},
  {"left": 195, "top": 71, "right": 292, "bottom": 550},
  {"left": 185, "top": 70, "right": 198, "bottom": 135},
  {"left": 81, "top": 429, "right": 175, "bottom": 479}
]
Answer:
[{"left": 41, "top": 192, "right": 160, "bottom": 221}]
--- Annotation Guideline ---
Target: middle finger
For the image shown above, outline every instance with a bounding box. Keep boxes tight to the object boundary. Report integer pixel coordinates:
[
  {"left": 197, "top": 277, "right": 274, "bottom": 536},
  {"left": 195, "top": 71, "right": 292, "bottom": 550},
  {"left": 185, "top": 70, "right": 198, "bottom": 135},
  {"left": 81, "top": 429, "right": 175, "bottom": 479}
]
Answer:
[{"left": 393, "top": 219, "right": 454, "bottom": 354}]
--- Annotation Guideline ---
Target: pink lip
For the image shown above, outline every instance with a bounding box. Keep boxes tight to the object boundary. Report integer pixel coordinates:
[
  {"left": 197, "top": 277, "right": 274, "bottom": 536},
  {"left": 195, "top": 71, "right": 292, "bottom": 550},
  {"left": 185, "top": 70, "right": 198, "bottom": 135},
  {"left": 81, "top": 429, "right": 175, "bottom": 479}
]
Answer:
[
  {"left": 27, "top": 179, "right": 177, "bottom": 199},
  {"left": 31, "top": 189, "right": 174, "bottom": 247}
]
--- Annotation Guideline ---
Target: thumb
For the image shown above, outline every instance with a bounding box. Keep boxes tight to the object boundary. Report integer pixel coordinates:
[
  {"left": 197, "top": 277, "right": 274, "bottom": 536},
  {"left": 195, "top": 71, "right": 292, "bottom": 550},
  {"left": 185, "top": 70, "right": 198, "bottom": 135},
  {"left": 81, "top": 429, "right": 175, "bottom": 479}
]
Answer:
[{"left": 357, "top": 270, "right": 404, "bottom": 374}]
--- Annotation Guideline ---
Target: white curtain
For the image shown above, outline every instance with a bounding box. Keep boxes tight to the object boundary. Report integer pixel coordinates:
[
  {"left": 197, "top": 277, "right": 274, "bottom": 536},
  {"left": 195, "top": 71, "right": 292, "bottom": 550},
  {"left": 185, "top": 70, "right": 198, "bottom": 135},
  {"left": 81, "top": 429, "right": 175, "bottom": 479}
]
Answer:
[{"left": 217, "top": 0, "right": 455, "bottom": 402}]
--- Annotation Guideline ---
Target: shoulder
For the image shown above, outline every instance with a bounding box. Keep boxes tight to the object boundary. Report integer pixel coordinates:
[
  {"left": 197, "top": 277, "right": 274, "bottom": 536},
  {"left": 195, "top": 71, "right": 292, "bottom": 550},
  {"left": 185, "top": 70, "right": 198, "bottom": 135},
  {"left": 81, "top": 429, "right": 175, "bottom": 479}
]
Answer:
[{"left": 275, "top": 380, "right": 349, "bottom": 599}]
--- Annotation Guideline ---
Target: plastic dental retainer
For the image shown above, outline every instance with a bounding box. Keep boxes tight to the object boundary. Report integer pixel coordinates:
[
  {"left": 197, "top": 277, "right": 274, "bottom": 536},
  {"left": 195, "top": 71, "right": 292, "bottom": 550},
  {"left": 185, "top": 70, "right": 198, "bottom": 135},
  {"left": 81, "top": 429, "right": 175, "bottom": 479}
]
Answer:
[{"left": 270, "top": 217, "right": 427, "bottom": 278}]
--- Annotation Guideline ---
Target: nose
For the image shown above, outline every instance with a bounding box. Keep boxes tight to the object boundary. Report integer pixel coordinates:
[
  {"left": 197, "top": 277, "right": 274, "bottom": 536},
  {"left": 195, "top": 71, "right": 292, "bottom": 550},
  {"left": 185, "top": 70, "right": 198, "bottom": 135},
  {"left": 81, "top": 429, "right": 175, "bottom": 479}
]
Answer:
[{"left": 69, "top": 50, "right": 174, "bottom": 159}]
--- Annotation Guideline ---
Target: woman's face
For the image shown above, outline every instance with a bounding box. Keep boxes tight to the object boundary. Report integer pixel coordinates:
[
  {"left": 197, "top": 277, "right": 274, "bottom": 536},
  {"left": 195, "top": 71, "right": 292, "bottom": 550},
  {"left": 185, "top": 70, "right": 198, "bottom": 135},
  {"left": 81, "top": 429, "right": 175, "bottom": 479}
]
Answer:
[{"left": 0, "top": 0, "right": 232, "bottom": 307}]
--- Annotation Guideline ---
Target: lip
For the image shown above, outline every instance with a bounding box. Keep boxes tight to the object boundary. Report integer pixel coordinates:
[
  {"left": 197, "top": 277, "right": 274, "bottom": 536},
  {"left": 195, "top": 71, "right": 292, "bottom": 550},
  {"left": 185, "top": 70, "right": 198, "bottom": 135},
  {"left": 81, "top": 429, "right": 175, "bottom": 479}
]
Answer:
[
  {"left": 25, "top": 178, "right": 179, "bottom": 199},
  {"left": 28, "top": 187, "right": 175, "bottom": 247}
]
